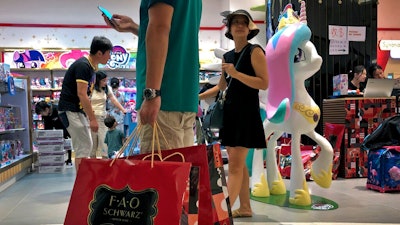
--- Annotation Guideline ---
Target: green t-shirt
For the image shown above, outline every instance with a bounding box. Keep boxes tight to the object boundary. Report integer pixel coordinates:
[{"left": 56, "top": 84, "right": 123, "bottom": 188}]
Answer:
[
  {"left": 104, "top": 129, "right": 125, "bottom": 154},
  {"left": 136, "top": 0, "right": 202, "bottom": 112}
]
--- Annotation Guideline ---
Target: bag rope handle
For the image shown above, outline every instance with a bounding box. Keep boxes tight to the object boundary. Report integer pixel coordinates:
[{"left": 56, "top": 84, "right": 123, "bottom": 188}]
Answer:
[
  {"left": 110, "top": 123, "right": 143, "bottom": 166},
  {"left": 111, "top": 121, "right": 185, "bottom": 167},
  {"left": 143, "top": 122, "right": 185, "bottom": 167}
]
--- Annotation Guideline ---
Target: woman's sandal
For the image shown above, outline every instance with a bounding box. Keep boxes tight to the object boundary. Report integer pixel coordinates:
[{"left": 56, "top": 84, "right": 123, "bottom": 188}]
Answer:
[{"left": 232, "top": 209, "right": 252, "bottom": 218}]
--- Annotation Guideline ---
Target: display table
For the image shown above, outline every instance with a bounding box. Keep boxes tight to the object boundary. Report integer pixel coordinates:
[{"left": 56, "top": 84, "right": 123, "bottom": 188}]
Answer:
[{"left": 322, "top": 97, "right": 398, "bottom": 178}]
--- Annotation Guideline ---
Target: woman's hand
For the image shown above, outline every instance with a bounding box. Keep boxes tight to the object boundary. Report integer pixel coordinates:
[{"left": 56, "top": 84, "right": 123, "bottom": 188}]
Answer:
[{"left": 222, "top": 63, "right": 238, "bottom": 78}]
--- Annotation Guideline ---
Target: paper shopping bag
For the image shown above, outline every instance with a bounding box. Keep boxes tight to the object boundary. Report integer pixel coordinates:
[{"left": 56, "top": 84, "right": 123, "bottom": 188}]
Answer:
[
  {"left": 207, "top": 144, "right": 233, "bottom": 225},
  {"left": 64, "top": 158, "right": 191, "bottom": 225},
  {"left": 183, "top": 144, "right": 232, "bottom": 225},
  {"left": 129, "top": 144, "right": 233, "bottom": 225}
]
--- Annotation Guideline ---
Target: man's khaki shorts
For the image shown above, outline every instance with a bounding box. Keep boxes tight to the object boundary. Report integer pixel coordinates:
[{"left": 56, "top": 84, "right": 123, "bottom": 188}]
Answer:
[
  {"left": 139, "top": 111, "right": 196, "bottom": 153},
  {"left": 60, "top": 111, "right": 92, "bottom": 158}
]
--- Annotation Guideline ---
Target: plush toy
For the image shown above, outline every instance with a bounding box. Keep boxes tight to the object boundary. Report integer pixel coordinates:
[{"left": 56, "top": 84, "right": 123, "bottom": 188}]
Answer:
[{"left": 252, "top": 1, "right": 334, "bottom": 206}]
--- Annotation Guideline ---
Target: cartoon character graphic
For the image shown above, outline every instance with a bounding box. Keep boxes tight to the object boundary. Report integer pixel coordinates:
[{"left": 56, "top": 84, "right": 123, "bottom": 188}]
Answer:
[
  {"left": 59, "top": 50, "right": 89, "bottom": 68},
  {"left": 252, "top": 1, "right": 334, "bottom": 206},
  {"left": 13, "top": 50, "right": 45, "bottom": 68},
  {"left": 388, "top": 166, "right": 400, "bottom": 182}
]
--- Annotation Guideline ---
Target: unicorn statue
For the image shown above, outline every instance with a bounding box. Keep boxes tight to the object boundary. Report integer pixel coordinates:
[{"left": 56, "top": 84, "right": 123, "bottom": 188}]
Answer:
[{"left": 251, "top": 1, "right": 334, "bottom": 206}]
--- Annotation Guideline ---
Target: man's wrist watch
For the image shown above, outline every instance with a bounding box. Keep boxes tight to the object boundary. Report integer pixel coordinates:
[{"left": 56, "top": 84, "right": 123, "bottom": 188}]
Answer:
[{"left": 143, "top": 88, "right": 161, "bottom": 100}]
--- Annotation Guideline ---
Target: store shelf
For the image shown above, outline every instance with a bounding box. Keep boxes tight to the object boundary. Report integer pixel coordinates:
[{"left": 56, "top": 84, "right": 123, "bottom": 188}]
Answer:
[
  {"left": 0, "top": 128, "right": 25, "bottom": 135},
  {"left": 0, "top": 154, "right": 31, "bottom": 170},
  {"left": 31, "top": 88, "right": 62, "bottom": 92}
]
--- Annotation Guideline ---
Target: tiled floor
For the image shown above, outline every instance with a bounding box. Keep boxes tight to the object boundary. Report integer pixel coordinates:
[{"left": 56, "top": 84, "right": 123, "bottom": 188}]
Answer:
[{"left": 0, "top": 163, "right": 399, "bottom": 225}]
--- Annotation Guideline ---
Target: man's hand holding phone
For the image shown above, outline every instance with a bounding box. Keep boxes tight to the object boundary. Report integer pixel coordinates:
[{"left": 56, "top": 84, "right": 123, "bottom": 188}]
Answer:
[
  {"left": 98, "top": 5, "right": 116, "bottom": 28},
  {"left": 98, "top": 6, "right": 139, "bottom": 35}
]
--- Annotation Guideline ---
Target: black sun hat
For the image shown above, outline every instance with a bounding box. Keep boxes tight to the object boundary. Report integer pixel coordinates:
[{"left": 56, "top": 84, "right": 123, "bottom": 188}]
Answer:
[{"left": 224, "top": 9, "right": 259, "bottom": 40}]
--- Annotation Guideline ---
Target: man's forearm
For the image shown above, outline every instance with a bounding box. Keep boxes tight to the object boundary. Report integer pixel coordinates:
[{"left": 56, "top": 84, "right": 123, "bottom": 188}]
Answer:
[
  {"left": 145, "top": 25, "right": 169, "bottom": 89},
  {"left": 79, "top": 95, "right": 96, "bottom": 121}
]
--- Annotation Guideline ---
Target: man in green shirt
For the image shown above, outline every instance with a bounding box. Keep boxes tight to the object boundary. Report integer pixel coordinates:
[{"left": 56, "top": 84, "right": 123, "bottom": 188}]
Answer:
[{"left": 103, "top": 0, "right": 202, "bottom": 152}]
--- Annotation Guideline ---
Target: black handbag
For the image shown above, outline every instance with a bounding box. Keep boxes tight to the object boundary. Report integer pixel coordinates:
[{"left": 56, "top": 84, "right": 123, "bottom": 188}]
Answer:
[
  {"left": 202, "top": 91, "right": 226, "bottom": 130},
  {"left": 202, "top": 44, "right": 251, "bottom": 133}
]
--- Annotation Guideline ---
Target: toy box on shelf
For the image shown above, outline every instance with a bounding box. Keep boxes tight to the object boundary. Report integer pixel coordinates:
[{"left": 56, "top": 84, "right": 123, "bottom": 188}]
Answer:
[
  {"left": 0, "top": 63, "right": 11, "bottom": 82},
  {"left": 0, "top": 139, "right": 24, "bottom": 168},
  {"left": 367, "top": 146, "right": 400, "bottom": 193}
]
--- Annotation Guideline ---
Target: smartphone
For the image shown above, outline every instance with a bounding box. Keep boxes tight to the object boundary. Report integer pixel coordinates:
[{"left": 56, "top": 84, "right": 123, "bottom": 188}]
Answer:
[
  {"left": 98, "top": 5, "right": 115, "bottom": 27},
  {"left": 98, "top": 5, "right": 112, "bottom": 20}
]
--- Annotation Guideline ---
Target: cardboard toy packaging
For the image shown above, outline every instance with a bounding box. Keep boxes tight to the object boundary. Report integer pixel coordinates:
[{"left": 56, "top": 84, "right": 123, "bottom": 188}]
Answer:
[
  {"left": 0, "top": 63, "right": 11, "bottom": 82},
  {"left": 367, "top": 146, "right": 400, "bottom": 193},
  {"left": 332, "top": 74, "right": 348, "bottom": 96}
]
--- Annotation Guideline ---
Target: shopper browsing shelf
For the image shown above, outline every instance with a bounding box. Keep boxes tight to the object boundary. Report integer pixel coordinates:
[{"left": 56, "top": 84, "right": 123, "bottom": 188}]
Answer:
[
  {"left": 35, "top": 101, "right": 70, "bottom": 138},
  {"left": 103, "top": 1, "right": 202, "bottom": 152},
  {"left": 35, "top": 101, "right": 72, "bottom": 165},
  {"left": 90, "top": 71, "right": 126, "bottom": 159},
  {"left": 58, "top": 36, "right": 113, "bottom": 172}
]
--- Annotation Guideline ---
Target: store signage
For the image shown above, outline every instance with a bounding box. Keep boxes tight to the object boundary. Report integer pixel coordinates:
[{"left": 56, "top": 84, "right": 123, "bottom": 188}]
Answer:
[
  {"left": 390, "top": 48, "right": 400, "bottom": 59},
  {"left": 379, "top": 40, "right": 400, "bottom": 51},
  {"left": 107, "top": 45, "right": 136, "bottom": 69},
  {"left": 3, "top": 46, "right": 137, "bottom": 69}
]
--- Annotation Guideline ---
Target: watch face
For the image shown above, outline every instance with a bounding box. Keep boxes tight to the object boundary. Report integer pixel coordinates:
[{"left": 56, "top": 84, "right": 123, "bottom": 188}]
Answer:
[
  {"left": 144, "top": 89, "right": 154, "bottom": 99},
  {"left": 143, "top": 88, "right": 160, "bottom": 100}
]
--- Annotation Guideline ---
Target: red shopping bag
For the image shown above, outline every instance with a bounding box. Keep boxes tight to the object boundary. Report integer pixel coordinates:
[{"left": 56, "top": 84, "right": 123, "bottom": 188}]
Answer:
[
  {"left": 130, "top": 144, "right": 233, "bottom": 225},
  {"left": 324, "top": 123, "right": 345, "bottom": 179},
  {"left": 64, "top": 158, "right": 191, "bottom": 225}
]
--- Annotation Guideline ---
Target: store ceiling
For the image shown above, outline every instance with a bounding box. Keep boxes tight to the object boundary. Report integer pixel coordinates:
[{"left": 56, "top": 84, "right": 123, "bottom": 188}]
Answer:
[
  {"left": 0, "top": 0, "right": 220, "bottom": 27},
  {"left": 0, "top": 0, "right": 265, "bottom": 28}
]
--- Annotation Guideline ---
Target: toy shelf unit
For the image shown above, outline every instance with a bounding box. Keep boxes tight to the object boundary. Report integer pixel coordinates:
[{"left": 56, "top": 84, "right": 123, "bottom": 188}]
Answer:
[{"left": 0, "top": 75, "right": 33, "bottom": 192}]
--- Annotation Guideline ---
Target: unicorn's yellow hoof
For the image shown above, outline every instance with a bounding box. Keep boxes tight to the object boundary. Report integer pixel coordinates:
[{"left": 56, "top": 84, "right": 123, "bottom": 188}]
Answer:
[
  {"left": 252, "top": 173, "right": 270, "bottom": 197},
  {"left": 311, "top": 164, "right": 333, "bottom": 188},
  {"left": 270, "top": 179, "right": 286, "bottom": 195},
  {"left": 289, "top": 189, "right": 311, "bottom": 206}
]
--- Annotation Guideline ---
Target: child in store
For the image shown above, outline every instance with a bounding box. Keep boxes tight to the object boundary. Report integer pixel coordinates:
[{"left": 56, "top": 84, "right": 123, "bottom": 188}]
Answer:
[{"left": 104, "top": 115, "right": 125, "bottom": 159}]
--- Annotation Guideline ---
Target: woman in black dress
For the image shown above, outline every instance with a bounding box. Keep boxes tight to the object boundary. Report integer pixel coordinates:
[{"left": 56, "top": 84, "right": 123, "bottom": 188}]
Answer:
[{"left": 219, "top": 10, "right": 269, "bottom": 217}]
